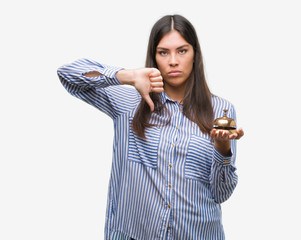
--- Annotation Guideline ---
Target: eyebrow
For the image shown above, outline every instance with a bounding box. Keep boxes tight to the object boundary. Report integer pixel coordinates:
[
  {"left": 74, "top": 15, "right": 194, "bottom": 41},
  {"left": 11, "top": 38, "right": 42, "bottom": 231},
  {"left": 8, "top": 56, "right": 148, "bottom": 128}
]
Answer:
[{"left": 156, "top": 44, "right": 190, "bottom": 50}]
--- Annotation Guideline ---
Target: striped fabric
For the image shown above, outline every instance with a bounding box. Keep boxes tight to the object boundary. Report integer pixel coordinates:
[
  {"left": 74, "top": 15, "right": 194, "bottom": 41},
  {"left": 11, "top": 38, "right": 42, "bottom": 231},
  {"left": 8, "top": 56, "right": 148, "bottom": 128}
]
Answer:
[{"left": 57, "top": 58, "right": 238, "bottom": 240}]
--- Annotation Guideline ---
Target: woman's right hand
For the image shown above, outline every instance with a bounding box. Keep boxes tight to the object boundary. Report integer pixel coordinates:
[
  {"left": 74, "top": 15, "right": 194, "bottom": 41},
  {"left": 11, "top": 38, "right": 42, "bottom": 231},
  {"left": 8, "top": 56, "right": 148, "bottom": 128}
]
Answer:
[{"left": 116, "top": 68, "right": 164, "bottom": 111}]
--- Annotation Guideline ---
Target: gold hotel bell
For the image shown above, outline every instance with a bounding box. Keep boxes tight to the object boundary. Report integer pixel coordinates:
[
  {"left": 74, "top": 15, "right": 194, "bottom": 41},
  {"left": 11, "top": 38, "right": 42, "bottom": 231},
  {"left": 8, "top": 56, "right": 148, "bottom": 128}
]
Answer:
[{"left": 213, "top": 109, "right": 237, "bottom": 134}]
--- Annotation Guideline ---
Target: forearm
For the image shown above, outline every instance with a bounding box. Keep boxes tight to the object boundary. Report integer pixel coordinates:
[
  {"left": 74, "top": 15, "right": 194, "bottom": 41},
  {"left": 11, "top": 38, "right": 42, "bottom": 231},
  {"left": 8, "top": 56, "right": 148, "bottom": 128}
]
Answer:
[
  {"left": 210, "top": 158, "right": 238, "bottom": 204},
  {"left": 210, "top": 140, "right": 238, "bottom": 203},
  {"left": 60, "top": 62, "right": 163, "bottom": 112},
  {"left": 82, "top": 68, "right": 140, "bottom": 86},
  {"left": 57, "top": 58, "right": 122, "bottom": 93},
  {"left": 82, "top": 69, "right": 134, "bottom": 83},
  {"left": 209, "top": 102, "right": 243, "bottom": 203},
  {"left": 115, "top": 69, "right": 135, "bottom": 85}
]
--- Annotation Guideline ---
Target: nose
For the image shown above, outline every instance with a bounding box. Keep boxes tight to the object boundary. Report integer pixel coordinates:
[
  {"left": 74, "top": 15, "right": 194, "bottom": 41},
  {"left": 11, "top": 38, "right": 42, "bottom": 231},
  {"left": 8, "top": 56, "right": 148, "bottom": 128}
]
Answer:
[{"left": 168, "top": 53, "right": 179, "bottom": 66}]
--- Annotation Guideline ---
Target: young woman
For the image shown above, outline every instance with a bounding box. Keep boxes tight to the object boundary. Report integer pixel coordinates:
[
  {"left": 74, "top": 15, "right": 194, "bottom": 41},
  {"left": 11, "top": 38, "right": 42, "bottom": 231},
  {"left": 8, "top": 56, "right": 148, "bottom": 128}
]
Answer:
[{"left": 57, "top": 14, "right": 244, "bottom": 240}]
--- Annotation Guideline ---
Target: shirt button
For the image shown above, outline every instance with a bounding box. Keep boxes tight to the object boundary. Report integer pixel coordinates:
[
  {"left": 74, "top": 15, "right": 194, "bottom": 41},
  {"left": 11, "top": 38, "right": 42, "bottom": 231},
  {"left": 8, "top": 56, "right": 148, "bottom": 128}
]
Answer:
[
  {"left": 168, "top": 184, "right": 171, "bottom": 188},
  {"left": 168, "top": 226, "right": 171, "bottom": 230},
  {"left": 176, "top": 126, "right": 179, "bottom": 130},
  {"left": 169, "top": 164, "right": 172, "bottom": 168},
  {"left": 172, "top": 143, "right": 175, "bottom": 147},
  {"left": 168, "top": 205, "right": 171, "bottom": 208},
  {"left": 225, "top": 160, "right": 229, "bottom": 163}
]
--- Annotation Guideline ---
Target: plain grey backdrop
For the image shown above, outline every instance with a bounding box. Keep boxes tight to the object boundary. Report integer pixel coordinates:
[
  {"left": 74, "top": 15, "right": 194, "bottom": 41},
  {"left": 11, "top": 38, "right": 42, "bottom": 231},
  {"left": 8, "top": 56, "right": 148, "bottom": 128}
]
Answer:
[{"left": 1, "top": 0, "right": 300, "bottom": 239}]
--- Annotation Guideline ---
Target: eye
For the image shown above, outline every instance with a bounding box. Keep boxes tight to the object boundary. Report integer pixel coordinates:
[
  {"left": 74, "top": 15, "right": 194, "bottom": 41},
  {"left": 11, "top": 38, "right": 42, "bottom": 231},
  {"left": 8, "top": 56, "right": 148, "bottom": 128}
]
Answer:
[
  {"left": 179, "top": 49, "right": 188, "bottom": 54},
  {"left": 158, "top": 51, "right": 168, "bottom": 56}
]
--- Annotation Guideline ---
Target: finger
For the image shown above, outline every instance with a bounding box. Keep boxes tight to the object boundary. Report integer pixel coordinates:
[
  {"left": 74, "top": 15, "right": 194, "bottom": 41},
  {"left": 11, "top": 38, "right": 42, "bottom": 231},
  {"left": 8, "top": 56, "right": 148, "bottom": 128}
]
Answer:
[
  {"left": 222, "top": 130, "right": 229, "bottom": 139},
  {"left": 150, "top": 81, "right": 164, "bottom": 93},
  {"left": 151, "top": 81, "right": 164, "bottom": 88},
  {"left": 238, "top": 128, "right": 244, "bottom": 136},
  {"left": 143, "top": 94, "right": 154, "bottom": 112},
  {"left": 150, "top": 75, "right": 163, "bottom": 82},
  {"left": 213, "top": 130, "right": 220, "bottom": 139},
  {"left": 150, "top": 68, "right": 161, "bottom": 77},
  {"left": 228, "top": 128, "right": 244, "bottom": 140},
  {"left": 151, "top": 87, "right": 164, "bottom": 93},
  {"left": 229, "top": 132, "right": 238, "bottom": 139},
  {"left": 217, "top": 130, "right": 229, "bottom": 140},
  {"left": 210, "top": 129, "right": 217, "bottom": 139},
  {"left": 217, "top": 130, "right": 223, "bottom": 139},
  {"left": 236, "top": 128, "right": 244, "bottom": 139}
]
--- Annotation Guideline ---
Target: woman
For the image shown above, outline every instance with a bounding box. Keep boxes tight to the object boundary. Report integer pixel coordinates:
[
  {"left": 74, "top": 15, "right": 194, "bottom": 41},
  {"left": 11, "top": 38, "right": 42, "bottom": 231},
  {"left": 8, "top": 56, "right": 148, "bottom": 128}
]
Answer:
[{"left": 57, "top": 14, "right": 244, "bottom": 240}]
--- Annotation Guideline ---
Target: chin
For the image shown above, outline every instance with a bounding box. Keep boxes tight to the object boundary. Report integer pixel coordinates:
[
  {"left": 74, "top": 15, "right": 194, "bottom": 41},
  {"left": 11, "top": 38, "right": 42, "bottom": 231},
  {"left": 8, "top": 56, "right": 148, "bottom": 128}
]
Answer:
[{"left": 167, "top": 79, "right": 186, "bottom": 86}]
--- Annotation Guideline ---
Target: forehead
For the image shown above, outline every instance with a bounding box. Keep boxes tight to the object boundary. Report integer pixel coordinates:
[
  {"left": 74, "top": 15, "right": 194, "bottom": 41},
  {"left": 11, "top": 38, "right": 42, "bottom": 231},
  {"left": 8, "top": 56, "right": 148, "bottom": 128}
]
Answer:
[{"left": 157, "top": 30, "right": 191, "bottom": 49}]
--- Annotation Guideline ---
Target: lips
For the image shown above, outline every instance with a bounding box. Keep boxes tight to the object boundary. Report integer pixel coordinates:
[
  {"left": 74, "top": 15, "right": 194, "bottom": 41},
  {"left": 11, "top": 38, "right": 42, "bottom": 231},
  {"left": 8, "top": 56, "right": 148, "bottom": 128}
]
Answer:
[{"left": 168, "top": 70, "right": 182, "bottom": 77}]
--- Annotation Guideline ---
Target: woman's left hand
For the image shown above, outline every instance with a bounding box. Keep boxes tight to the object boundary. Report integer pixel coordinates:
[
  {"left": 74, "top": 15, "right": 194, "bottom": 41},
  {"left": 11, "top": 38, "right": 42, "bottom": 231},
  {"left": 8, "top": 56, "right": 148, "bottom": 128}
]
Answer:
[
  {"left": 210, "top": 128, "right": 244, "bottom": 156},
  {"left": 210, "top": 128, "right": 244, "bottom": 141}
]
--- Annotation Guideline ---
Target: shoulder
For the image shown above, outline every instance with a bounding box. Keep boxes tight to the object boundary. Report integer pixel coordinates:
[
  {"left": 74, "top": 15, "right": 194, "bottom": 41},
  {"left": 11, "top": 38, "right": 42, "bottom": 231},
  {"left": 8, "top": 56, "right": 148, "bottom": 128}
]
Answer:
[{"left": 211, "top": 94, "right": 236, "bottom": 119}]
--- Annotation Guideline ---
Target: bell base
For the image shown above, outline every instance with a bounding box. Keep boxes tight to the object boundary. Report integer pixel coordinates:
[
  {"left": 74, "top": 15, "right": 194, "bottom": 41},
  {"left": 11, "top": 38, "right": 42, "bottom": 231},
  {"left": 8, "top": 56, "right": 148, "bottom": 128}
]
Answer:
[{"left": 213, "top": 127, "right": 237, "bottom": 135}]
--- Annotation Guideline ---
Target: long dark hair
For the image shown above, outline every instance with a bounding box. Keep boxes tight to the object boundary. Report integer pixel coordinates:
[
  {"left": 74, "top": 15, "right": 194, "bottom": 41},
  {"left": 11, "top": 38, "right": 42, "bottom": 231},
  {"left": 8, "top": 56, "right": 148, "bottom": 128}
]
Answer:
[{"left": 132, "top": 15, "right": 213, "bottom": 138}]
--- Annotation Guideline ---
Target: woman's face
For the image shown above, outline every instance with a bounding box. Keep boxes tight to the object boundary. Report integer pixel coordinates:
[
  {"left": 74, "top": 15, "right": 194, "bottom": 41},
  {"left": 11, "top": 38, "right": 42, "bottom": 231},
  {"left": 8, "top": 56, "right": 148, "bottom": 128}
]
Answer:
[{"left": 155, "top": 30, "right": 194, "bottom": 94}]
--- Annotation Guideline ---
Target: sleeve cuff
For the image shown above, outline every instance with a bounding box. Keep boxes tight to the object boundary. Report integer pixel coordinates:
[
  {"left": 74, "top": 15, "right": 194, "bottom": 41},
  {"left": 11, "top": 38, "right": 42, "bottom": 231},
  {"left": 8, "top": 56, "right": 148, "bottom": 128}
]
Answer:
[
  {"left": 213, "top": 147, "right": 233, "bottom": 166},
  {"left": 97, "top": 64, "right": 123, "bottom": 85}
]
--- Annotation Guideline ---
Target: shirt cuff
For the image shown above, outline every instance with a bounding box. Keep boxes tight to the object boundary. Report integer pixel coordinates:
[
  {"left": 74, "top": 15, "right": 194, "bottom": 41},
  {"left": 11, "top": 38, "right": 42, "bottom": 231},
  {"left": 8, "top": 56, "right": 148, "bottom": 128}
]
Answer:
[{"left": 213, "top": 147, "right": 233, "bottom": 166}]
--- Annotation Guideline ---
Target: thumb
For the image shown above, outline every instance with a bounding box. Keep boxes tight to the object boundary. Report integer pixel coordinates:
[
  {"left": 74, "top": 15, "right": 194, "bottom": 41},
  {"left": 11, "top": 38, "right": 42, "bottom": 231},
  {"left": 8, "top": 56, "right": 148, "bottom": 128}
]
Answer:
[{"left": 143, "top": 93, "right": 154, "bottom": 112}]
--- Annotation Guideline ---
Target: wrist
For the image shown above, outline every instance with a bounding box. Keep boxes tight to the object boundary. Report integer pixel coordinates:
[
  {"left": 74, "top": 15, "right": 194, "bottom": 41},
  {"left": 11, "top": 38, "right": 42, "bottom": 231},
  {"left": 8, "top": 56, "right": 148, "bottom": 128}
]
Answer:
[
  {"left": 214, "top": 140, "right": 231, "bottom": 156},
  {"left": 116, "top": 69, "right": 135, "bottom": 86}
]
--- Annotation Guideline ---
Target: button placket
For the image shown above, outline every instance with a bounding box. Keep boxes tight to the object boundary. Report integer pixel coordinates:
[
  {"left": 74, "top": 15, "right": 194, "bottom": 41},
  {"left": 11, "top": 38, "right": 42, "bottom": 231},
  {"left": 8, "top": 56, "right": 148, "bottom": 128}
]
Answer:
[{"left": 164, "top": 101, "right": 183, "bottom": 237}]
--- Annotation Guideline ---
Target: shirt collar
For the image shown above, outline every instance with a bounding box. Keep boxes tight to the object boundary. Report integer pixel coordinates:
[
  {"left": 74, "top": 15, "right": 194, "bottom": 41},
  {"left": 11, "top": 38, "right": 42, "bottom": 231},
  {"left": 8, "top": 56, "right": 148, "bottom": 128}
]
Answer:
[
  {"left": 160, "top": 91, "right": 177, "bottom": 104},
  {"left": 160, "top": 91, "right": 184, "bottom": 107}
]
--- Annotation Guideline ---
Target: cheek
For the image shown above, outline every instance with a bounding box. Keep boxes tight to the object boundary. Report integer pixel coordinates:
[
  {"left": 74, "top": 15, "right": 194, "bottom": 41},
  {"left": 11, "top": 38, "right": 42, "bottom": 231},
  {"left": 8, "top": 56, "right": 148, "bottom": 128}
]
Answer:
[
  {"left": 156, "top": 59, "right": 166, "bottom": 72},
  {"left": 184, "top": 60, "right": 194, "bottom": 74}
]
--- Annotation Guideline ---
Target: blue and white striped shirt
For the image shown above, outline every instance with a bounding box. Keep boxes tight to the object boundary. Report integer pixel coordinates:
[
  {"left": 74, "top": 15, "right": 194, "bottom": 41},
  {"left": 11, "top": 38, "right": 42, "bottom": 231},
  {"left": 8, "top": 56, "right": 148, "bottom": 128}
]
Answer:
[{"left": 57, "top": 58, "right": 238, "bottom": 240}]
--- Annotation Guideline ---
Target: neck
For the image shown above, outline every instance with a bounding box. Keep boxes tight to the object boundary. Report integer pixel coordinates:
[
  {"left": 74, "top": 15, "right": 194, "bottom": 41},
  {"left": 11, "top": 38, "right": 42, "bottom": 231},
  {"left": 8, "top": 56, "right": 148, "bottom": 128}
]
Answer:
[{"left": 164, "top": 85, "right": 186, "bottom": 103}]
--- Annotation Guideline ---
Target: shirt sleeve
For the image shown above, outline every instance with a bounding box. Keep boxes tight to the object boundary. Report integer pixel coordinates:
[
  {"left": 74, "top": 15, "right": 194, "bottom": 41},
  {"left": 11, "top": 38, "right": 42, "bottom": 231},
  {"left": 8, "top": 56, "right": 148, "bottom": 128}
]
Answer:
[
  {"left": 209, "top": 104, "right": 238, "bottom": 203},
  {"left": 57, "top": 58, "right": 140, "bottom": 119}
]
